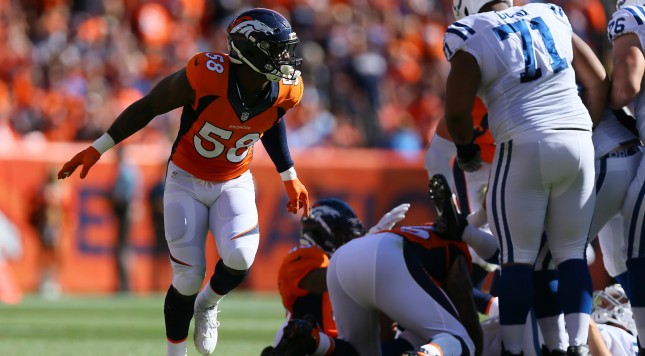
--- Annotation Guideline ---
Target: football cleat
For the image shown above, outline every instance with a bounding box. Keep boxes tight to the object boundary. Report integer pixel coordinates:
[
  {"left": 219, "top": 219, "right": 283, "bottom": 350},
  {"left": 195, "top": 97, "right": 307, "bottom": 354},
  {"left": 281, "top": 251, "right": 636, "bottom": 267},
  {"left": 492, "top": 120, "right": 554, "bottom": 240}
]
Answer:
[
  {"left": 428, "top": 174, "right": 467, "bottom": 241},
  {"left": 193, "top": 305, "right": 220, "bottom": 355},
  {"left": 566, "top": 345, "right": 590, "bottom": 356},
  {"left": 541, "top": 345, "right": 566, "bottom": 356}
]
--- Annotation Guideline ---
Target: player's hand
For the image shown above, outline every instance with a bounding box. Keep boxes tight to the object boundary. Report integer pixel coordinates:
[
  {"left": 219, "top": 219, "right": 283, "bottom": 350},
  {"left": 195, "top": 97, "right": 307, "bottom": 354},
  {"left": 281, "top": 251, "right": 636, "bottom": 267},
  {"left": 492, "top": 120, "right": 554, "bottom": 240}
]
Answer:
[
  {"left": 273, "top": 317, "right": 317, "bottom": 356},
  {"left": 283, "top": 178, "right": 310, "bottom": 217},
  {"left": 368, "top": 203, "right": 411, "bottom": 234},
  {"left": 455, "top": 142, "right": 482, "bottom": 172},
  {"left": 58, "top": 146, "right": 101, "bottom": 180}
]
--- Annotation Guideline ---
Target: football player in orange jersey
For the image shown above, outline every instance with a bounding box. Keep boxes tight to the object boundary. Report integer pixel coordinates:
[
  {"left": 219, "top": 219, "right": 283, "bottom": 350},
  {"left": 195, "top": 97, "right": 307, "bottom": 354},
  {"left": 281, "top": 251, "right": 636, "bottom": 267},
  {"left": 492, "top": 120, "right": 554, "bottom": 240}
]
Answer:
[
  {"left": 263, "top": 198, "right": 410, "bottom": 356},
  {"left": 57, "top": 8, "right": 310, "bottom": 356},
  {"left": 268, "top": 191, "right": 484, "bottom": 356}
]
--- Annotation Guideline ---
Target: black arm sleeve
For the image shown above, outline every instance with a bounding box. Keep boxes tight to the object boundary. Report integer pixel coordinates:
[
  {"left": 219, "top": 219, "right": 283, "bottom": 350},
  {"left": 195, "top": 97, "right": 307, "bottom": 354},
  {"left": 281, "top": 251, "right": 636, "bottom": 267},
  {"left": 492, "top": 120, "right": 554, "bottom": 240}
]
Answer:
[
  {"left": 106, "top": 100, "right": 156, "bottom": 144},
  {"left": 261, "top": 118, "right": 294, "bottom": 173}
]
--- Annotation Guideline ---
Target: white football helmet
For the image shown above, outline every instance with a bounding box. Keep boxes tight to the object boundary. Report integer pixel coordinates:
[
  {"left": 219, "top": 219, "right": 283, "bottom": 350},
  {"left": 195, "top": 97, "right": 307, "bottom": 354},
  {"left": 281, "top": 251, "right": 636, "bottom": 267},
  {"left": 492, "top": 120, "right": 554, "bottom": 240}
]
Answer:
[
  {"left": 591, "top": 284, "right": 636, "bottom": 335},
  {"left": 617, "top": 0, "right": 645, "bottom": 10},
  {"left": 453, "top": 0, "right": 513, "bottom": 21}
]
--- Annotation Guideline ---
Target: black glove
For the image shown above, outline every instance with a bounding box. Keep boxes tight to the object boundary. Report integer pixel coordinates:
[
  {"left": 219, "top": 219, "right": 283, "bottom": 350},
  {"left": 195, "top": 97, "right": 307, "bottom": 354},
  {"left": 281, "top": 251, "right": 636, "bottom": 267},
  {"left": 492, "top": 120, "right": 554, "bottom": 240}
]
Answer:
[
  {"left": 272, "top": 317, "right": 317, "bottom": 356},
  {"left": 455, "top": 142, "right": 483, "bottom": 172}
]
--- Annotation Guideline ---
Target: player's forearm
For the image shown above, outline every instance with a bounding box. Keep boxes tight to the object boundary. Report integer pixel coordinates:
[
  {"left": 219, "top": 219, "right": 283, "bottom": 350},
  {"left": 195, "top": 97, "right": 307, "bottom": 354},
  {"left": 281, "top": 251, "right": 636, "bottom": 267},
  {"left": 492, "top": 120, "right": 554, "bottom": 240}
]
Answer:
[
  {"left": 106, "top": 99, "right": 157, "bottom": 144},
  {"left": 610, "top": 55, "right": 643, "bottom": 109},
  {"left": 571, "top": 37, "right": 608, "bottom": 126},
  {"left": 587, "top": 320, "right": 611, "bottom": 356},
  {"left": 446, "top": 114, "right": 475, "bottom": 145},
  {"left": 610, "top": 34, "right": 645, "bottom": 109}
]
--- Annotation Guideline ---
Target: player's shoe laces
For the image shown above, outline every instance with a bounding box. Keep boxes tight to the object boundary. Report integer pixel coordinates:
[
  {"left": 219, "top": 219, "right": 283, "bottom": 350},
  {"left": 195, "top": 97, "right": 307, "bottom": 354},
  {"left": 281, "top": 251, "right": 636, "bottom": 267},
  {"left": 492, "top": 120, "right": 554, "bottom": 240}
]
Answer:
[
  {"left": 428, "top": 174, "right": 467, "bottom": 241},
  {"left": 193, "top": 305, "right": 220, "bottom": 355}
]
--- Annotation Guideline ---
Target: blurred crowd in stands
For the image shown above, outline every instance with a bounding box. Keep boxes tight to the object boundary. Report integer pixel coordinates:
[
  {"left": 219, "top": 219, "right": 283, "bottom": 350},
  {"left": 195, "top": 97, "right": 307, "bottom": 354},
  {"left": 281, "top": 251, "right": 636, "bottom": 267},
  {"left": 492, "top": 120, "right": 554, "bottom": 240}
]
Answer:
[{"left": 0, "top": 0, "right": 613, "bottom": 151}]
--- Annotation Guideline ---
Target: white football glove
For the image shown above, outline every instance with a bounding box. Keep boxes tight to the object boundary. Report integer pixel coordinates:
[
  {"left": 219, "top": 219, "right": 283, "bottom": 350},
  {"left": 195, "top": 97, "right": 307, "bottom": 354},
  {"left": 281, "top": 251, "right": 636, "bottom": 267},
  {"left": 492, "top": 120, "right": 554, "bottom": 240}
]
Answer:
[{"left": 367, "top": 203, "right": 411, "bottom": 234}]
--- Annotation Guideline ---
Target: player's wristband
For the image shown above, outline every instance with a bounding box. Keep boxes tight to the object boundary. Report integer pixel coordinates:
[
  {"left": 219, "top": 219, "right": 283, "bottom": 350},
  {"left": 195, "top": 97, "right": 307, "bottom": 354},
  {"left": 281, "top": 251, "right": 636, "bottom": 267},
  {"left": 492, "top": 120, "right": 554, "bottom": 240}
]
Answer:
[
  {"left": 91, "top": 133, "right": 116, "bottom": 155},
  {"left": 313, "top": 331, "right": 334, "bottom": 356},
  {"left": 280, "top": 167, "right": 298, "bottom": 181},
  {"left": 455, "top": 142, "right": 480, "bottom": 161}
]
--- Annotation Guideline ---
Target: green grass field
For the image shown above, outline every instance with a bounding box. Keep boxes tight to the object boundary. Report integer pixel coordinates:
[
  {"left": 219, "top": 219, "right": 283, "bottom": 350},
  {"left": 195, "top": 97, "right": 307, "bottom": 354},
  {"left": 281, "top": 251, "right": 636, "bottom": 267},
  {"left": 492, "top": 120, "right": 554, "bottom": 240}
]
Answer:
[{"left": 0, "top": 292, "right": 285, "bottom": 356}]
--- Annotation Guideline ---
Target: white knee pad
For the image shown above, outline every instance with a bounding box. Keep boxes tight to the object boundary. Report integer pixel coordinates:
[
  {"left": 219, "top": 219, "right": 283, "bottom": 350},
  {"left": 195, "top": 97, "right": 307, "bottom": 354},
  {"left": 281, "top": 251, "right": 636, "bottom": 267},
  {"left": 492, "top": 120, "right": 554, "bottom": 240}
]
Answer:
[
  {"left": 172, "top": 264, "right": 206, "bottom": 296},
  {"left": 222, "top": 245, "right": 257, "bottom": 271}
]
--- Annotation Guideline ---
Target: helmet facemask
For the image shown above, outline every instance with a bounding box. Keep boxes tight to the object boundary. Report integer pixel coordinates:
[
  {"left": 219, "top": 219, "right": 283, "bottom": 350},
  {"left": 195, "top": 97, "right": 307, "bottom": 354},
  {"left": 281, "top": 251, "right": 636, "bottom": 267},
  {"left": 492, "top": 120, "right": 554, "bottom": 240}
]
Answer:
[{"left": 591, "top": 285, "right": 636, "bottom": 335}]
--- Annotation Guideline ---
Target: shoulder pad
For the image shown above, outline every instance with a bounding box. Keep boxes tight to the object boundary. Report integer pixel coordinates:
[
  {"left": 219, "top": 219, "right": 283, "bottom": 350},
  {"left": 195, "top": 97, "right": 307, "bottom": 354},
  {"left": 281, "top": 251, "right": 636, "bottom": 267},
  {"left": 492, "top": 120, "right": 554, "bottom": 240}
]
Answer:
[
  {"left": 608, "top": 6, "right": 645, "bottom": 43},
  {"left": 185, "top": 52, "right": 229, "bottom": 99},
  {"left": 443, "top": 20, "right": 478, "bottom": 61}
]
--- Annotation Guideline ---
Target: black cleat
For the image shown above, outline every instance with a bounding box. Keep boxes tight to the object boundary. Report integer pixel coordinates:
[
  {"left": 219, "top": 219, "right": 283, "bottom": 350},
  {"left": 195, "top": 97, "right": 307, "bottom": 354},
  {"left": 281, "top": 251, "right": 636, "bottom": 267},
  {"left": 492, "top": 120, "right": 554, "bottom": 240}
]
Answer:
[
  {"left": 428, "top": 174, "right": 467, "bottom": 241},
  {"left": 542, "top": 345, "right": 566, "bottom": 356},
  {"left": 566, "top": 345, "right": 590, "bottom": 356}
]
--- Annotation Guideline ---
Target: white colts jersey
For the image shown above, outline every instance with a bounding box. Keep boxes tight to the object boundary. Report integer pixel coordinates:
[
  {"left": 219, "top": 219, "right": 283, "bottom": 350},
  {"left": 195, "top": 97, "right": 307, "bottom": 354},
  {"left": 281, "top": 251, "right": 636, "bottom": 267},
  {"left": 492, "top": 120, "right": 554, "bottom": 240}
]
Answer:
[
  {"left": 596, "top": 324, "right": 639, "bottom": 356},
  {"left": 608, "top": 5, "right": 645, "bottom": 140},
  {"left": 443, "top": 3, "right": 591, "bottom": 143},
  {"left": 593, "top": 109, "right": 639, "bottom": 159}
]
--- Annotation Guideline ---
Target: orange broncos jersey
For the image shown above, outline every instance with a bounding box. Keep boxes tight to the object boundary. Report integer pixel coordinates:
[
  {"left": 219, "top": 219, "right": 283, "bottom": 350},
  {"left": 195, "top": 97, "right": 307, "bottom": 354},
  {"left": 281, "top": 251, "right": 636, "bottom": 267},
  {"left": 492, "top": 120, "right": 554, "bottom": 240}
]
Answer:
[
  {"left": 277, "top": 245, "right": 337, "bottom": 337},
  {"left": 171, "top": 52, "right": 304, "bottom": 181},
  {"left": 390, "top": 225, "right": 472, "bottom": 288},
  {"left": 472, "top": 97, "right": 495, "bottom": 164}
]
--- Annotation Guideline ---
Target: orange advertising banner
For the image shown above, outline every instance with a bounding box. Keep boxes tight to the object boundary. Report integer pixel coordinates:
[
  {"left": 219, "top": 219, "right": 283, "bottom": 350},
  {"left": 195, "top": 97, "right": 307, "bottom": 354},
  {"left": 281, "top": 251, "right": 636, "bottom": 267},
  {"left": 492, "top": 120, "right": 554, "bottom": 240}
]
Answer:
[{"left": 0, "top": 142, "right": 436, "bottom": 294}]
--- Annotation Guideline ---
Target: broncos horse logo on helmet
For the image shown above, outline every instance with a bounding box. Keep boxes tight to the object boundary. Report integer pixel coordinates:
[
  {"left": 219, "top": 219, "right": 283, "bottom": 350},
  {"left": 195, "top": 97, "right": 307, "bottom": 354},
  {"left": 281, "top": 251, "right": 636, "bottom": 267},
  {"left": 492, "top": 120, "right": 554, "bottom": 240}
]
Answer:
[
  {"left": 227, "top": 8, "right": 302, "bottom": 82},
  {"left": 300, "top": 198, "right": 366, "bottom": 255}
]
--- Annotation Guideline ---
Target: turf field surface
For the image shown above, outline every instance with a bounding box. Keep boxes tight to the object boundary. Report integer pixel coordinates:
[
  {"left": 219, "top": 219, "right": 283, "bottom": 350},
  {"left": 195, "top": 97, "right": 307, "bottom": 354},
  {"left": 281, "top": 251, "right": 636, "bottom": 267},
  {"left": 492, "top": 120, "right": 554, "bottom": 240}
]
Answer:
[{"left": 0, "top": 292, "right": 285, "bottom": 356}]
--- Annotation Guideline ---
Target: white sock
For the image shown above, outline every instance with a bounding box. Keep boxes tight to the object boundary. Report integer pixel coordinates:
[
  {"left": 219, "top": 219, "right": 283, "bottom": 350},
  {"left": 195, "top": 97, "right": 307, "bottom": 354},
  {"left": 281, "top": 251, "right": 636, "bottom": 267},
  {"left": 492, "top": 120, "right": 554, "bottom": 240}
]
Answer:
[
  {"left": 538, "top": 314, "right": 567, "bottom": 352},
  {"left": 501, "top": 324, "right": 526, "bottom": 353},
  {"left": 195, "top": 285, "right": 224, "bottom": 310},
  {"left": 166, "top": 339, "right": 187, "bottom": 356}
]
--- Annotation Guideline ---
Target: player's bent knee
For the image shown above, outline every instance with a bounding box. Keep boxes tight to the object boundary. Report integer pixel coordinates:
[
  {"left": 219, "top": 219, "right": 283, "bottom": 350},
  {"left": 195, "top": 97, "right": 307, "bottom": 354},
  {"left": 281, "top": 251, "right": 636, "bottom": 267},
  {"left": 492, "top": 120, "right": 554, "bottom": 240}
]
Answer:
[
  {"left": 172, "top": 265, "right": 206, "bottom": 296},
  {"left": 222, "top": 246, "right": 257, "bottom": 271}
]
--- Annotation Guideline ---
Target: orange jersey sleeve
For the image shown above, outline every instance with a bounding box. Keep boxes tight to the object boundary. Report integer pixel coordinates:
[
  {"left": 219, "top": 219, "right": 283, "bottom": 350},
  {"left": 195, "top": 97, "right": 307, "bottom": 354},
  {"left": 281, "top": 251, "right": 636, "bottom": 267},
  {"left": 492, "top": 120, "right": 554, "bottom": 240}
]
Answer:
[
  {"left": 472, "top": 97, "right": 495, "bottom": 164},
  {"left": 170, "top": 52, "right": 304, "bottom": 181},
  {"left": 277, "top": 245, "right": 337, "bottom": 337}
]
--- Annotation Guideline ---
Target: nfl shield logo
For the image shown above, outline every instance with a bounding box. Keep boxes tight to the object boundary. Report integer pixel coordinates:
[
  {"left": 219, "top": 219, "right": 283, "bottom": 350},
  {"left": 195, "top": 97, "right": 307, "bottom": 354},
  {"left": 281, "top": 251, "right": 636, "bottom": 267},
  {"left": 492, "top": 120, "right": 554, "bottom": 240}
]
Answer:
[{"left": 241, "top": 112, "right": 250, "bottom": 121}]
